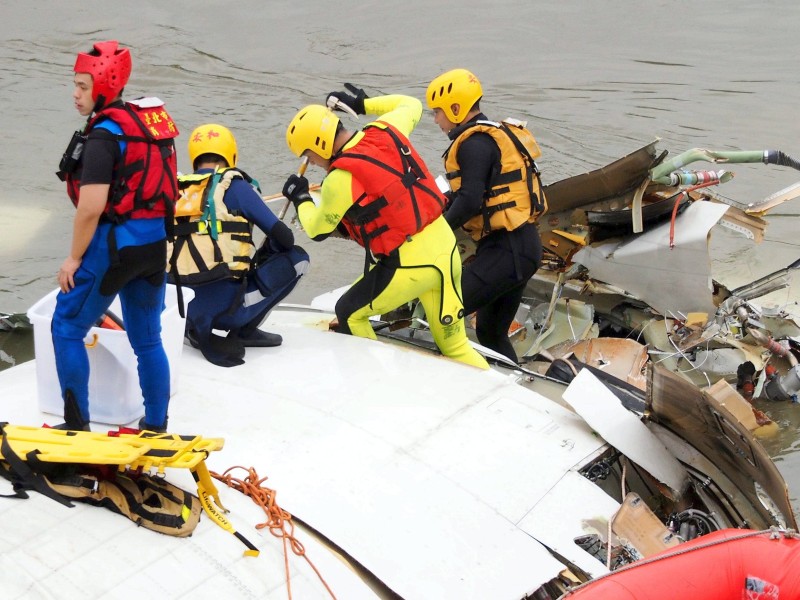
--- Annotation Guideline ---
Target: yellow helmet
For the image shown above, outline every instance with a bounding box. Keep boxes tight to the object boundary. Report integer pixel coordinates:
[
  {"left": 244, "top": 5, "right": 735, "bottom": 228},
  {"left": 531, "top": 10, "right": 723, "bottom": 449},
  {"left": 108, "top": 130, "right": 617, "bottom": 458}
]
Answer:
[
  {"left": 286, "top": 104, "right": 340, "bottom": 160},
  {"left": 426, "top": 68, "right": 483, "bottom": 124},
  {"left": 188, "top": 123, "right": 238, "bottom": 169}
]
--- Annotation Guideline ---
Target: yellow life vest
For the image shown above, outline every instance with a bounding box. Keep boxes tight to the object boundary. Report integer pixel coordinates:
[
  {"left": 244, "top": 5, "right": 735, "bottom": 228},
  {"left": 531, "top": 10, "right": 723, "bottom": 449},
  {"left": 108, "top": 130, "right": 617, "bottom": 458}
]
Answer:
[
  {"left": 168, "top": 168, "right": 254, "bottom": 285},
  {"left": 444, "top": 118, "right": 547, "bottom": 241}
]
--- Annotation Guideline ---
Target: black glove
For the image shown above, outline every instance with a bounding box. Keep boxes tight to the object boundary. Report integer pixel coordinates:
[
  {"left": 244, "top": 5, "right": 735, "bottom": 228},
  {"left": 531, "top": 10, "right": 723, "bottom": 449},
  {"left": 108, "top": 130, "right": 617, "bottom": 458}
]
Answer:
[
  {"left": 282, "top": 174, "right": 313, "bottom": 210},
  {"left": 326, "top": 83, "right": 368, "bottom": 115}
]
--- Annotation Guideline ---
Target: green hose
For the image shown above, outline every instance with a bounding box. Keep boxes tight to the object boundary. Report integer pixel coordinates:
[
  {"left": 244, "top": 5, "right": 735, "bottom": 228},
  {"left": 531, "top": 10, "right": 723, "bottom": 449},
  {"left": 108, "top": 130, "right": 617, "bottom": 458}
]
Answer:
[{"left": 650, "top": 148, "right": 800, "bottom": 185}]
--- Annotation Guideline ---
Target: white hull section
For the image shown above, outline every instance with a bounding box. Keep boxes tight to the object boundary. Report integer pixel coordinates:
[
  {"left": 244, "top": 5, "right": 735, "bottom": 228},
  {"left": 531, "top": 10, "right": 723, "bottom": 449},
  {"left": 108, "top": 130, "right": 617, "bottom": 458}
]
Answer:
[{"left": 0, "top": 307, "right": 624, "bottom": 598}]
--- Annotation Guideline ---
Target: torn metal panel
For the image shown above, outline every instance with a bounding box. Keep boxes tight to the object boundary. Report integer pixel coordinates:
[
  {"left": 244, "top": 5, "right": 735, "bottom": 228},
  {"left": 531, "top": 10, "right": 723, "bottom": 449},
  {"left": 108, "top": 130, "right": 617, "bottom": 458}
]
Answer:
[
  {"left": 562, "top": 369, "right": 689, "bottom": 499},
  {"left": 517, "top": 469, "right": 621, "bottom": 579},
  {"left": 647, "top": 363, "right": 796, "bottom": 530},
  {"left": 717, "top": 204, "right": 767, "bottom": 242},
  {"left": 543, "top": 140, "right": 660, "bottom": 215},
  {"left": 571, "top": 201, "right": 729, "bottom": 315},
  {"left": 611, "top": 492, "right": 681, "bottom": 558},
  {"left": 745, "top": 180, "right": 800, "bottom": 216},
  {"left": 561, "top": 338, "right": 649, "bottom": 390},
  {"left": 705, "top": 379, "right": 760, "bottom": 432}
]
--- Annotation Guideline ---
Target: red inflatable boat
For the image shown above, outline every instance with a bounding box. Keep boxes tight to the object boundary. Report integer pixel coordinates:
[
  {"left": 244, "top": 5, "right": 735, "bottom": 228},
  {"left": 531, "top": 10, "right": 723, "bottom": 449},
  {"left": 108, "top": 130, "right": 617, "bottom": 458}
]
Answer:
[{"left": 563, "top": 528, "right": 800, "bottom": 599}]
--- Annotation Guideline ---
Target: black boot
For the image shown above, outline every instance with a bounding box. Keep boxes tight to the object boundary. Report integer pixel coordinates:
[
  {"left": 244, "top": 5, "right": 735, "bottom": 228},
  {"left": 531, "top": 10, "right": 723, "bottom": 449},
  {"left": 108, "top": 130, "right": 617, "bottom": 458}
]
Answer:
[
  {"left": 187, "top": 324, "right": 245, "bottom": 367},
  {"left": 51, "top": 422, "right": 91, "bottom": 431},
  {"left": 229, "top": 328, "right": 282, "bottom": 347},
  {"left": 54, "top": 389, "right": 90, "bottom": 431},
  {"left": 138, "top": 416, "right": 168, "bottom": 433},
  {"left": 228, "top": 303, "right": 283, "bottom": 348}
]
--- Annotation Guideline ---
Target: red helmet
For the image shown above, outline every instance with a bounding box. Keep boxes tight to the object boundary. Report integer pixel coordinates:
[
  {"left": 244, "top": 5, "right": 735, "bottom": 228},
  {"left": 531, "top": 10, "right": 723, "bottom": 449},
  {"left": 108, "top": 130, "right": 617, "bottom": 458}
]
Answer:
[{"left": 74, "top": 40, "right": 132, "bottom": 106}]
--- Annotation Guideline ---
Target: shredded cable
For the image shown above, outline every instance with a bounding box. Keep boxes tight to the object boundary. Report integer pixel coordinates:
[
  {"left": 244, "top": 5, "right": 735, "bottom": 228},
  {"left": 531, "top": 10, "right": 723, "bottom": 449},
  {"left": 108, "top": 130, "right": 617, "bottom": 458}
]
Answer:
[
  {"left": 565, "top": 298, "right": 577, "bottom": 340},
  {"left": 651, "top": 315, "right": 712, "bottom": 385},
  {"left": 211, "top": 465, "right": 337, "bottom": 600}
]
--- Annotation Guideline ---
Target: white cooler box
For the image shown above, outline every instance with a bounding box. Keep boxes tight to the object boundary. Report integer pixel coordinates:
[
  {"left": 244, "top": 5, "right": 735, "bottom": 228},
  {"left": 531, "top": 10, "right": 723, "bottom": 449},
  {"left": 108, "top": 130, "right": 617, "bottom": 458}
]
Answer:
[{"left": 27, "top": 284, "right": 192, "bottom": 425}]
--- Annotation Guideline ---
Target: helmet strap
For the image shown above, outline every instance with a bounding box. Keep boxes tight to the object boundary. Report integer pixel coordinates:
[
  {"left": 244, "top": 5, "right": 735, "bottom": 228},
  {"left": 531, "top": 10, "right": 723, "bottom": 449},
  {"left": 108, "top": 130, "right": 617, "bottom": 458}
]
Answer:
[{"left": 93, "top": 93, "right": 107, "bottom": 113}]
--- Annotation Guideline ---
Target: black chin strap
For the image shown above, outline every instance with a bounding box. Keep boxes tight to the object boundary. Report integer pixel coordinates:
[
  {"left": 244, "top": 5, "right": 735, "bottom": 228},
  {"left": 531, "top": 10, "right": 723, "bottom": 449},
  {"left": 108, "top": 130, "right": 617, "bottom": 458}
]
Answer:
[{"left": 92, "top": 93, "right": 107, "bottom": 113}]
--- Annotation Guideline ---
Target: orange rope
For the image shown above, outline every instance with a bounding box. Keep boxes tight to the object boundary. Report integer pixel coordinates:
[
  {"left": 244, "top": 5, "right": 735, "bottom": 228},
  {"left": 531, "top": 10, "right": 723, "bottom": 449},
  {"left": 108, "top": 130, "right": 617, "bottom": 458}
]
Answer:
[
  {"left": 668, "top": 181, "right": 723, "bottom": 249},
  {"left": 210, "top": 465, "right": 337, "bottom": 600}
]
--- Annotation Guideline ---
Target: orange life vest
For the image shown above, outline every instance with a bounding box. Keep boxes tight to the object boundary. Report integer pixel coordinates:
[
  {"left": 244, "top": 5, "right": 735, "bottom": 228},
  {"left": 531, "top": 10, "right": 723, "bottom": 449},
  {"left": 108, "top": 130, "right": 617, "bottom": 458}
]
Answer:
[
  {"left": 444, "top": 118, "right": 546, "bottom": 241},
  {"left": 330, "top": 122, "right": 446, "bottom": 257}
]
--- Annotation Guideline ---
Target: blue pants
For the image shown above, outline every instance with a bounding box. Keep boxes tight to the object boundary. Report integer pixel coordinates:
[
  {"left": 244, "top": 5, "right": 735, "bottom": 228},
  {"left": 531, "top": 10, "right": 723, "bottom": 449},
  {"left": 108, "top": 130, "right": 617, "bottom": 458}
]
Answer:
[
  {"left": 186, "top": 245, "right": 309, "bottom": 340},
  {"left": 52, "top": 223, "right": 170, "bottom": 426}
]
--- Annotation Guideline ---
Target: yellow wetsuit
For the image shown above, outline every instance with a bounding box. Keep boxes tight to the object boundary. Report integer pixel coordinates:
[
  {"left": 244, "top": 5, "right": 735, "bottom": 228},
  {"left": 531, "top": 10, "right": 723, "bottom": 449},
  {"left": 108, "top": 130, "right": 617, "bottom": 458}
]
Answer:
[{"left": 296, "top": 95, "right": 488, "bottom": 370}]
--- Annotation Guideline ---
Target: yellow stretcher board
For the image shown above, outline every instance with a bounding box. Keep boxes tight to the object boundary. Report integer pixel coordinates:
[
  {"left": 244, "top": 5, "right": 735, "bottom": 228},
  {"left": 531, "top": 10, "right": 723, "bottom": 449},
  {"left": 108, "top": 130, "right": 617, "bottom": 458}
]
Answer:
[
  {"left": 0, "top": 424, "right": 224, "bottom": 472},
  {"left": 0, "top": 423, "right": 257, "bottom": 555}
]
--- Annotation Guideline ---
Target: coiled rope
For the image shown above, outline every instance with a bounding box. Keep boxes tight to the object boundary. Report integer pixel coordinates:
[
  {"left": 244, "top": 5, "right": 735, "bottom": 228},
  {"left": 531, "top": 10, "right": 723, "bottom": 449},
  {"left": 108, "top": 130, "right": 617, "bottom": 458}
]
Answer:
[{"left": 211, "top": 465, "right": 337, "bottom": 600}]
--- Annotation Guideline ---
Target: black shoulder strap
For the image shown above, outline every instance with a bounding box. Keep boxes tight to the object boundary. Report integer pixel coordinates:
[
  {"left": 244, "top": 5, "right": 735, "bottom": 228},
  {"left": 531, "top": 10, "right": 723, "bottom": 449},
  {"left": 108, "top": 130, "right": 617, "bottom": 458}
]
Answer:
[
  {"left": 498, "top": 123, "right": 544, "bottom": 213},
  {"left": 0, "top": 423, "right": 73, "bottom": 507},
  {"left": 499, "top": 123, "right": 539, "bottom": 172}
]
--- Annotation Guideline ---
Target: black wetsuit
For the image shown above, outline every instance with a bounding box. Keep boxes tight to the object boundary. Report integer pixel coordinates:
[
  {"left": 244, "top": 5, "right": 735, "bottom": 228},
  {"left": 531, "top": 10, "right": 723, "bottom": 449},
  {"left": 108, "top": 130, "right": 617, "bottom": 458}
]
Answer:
[{"left": 445, "top": 113, "right": 543, "bottom": 363}]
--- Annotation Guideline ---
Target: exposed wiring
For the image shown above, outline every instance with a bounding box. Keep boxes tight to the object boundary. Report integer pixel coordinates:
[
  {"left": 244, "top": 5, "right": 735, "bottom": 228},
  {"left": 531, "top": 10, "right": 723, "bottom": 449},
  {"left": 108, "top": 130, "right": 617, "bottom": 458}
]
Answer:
[{"left": 565, "top": 298, "right": 577, "bottom": 340}]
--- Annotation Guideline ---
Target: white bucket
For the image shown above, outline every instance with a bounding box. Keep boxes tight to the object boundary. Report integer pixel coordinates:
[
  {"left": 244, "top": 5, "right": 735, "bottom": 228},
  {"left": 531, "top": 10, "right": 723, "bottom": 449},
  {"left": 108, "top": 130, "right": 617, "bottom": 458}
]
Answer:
[{"left": 27, "top": 284, "right": 192, "bottom": 425}]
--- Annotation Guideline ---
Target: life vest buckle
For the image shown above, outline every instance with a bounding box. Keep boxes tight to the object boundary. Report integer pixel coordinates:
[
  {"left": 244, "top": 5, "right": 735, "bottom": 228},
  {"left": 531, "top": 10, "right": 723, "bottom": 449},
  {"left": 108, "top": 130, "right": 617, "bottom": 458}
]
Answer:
[
  {"left": 401, "top": 170, "right": 418, "bottom": 187},
  {"left": 196, "top": 220, "right": 223, "bottom": 235}
]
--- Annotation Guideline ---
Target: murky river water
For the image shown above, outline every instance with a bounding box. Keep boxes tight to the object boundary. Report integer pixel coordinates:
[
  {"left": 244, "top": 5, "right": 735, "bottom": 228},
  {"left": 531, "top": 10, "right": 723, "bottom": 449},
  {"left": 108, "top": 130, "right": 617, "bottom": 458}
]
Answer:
[{"left": 2, "top": 0, "right": 800, "bottom": 513}]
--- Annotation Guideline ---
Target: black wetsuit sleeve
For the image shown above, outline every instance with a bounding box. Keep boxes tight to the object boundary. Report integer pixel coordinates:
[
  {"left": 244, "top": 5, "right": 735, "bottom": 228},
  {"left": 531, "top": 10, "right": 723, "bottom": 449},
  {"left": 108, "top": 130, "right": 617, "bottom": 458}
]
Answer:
[
  {"left": 79, "top": 131, "right": 120, "bottom": 185},
  {"left": 444, "top": 132, "right": 500, "bottom": 231}
]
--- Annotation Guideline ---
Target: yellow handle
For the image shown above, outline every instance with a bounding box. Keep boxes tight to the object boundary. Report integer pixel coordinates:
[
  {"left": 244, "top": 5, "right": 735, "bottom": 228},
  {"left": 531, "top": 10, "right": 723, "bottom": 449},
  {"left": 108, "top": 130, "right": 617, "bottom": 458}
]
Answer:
[
  {"left": 297, "top": 155, "right": 309, "bottom": 177},
  {"left": 194, "top": 464, "right": 260, "bottom": 557}
]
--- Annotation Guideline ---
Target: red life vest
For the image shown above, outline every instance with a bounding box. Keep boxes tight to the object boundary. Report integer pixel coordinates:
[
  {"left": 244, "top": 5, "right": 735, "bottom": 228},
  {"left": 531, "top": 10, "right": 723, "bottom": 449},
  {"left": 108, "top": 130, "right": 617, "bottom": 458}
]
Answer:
[
  {"left": 330, "top": 122, "right": 446, "bottom": 257},
  {"left": 66, "top": 98, "right": 179, "bottom": 223}
]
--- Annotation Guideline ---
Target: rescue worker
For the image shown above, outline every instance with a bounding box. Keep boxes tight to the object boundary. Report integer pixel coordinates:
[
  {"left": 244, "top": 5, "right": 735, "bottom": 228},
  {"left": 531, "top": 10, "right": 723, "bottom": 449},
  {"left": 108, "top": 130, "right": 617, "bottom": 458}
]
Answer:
[
  {"left": 171, "top": 124, "right": 309, "bottom": 367},
  {"left": 426, "top": 69, "right": 545, "bottom": 364},
  {"left": 282, "top": 88, "right": 488, "bottom": 370},
  {"left": 53, "top": 41, "right": 178, "bottom": 432}
]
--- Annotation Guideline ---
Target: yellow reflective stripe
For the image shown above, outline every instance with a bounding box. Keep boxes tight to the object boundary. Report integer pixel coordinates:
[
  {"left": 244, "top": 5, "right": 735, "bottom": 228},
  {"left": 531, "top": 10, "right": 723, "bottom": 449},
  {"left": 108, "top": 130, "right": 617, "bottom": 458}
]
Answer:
[{"left": 196, "top": 221, "right": 224, "bottom": 235}]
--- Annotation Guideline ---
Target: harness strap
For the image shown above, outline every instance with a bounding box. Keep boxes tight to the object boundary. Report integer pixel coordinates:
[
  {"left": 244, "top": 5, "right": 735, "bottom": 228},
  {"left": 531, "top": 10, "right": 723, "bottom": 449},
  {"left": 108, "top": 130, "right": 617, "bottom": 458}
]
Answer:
[
  {"left": 224, "top": 277, "right": 249, "bottom": 317},
  {"left": 168, "top": 237, "right": 188, "bottom": 318},
  {"left": 347, "top": 196, "right": 389, "bottom": 226},
  {"left": 339, "top": 126, "right": 444, "bottom": 209},
  {"left": 482, "top": 200, "right": 517, "bottom": 235},
  {"left": 508, "top": 226, "right": 524, "bottom": 280},
  {"left": 173, "top": 221, "right": 251, "bottom": 237},
  {"left": 379, "top": 124, "right": 426, "bottom": 231},
  {"left": 169, "top": 169, "right": 254, "bottom": 305},
  {"left": 106, "top": 104, "right": 178, "bottom": 222},
  {"left": 490, "top": 168, "right": 523, "bottom": 188},
  {"left": 332, "top": 124, "right": 445, "bottom": 270},
  {"left": 0, "top": 423, "right": 73, "bottom": 507},
  {"left": 115, "top": 135, "right": 174, "bottom": 146},
  {"left": 132, "top": 476, "right": 197, "bottom": 530},
  {"left": 499, "top": 123, "right": 544, "bottom": 214}
]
